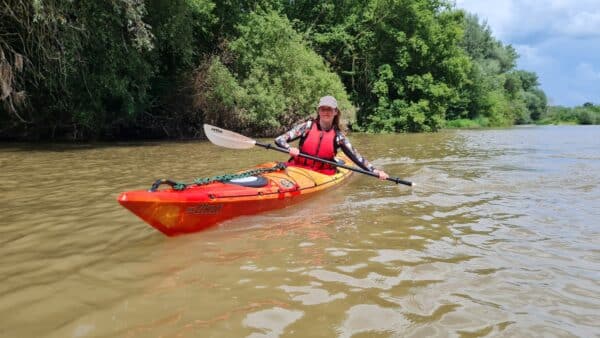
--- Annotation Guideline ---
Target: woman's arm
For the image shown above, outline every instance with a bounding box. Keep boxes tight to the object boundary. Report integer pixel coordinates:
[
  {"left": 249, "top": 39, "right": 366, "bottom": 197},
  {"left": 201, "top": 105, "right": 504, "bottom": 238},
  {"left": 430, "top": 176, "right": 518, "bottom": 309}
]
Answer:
[
  {"left": 336, "top": 133, "right": 375, "bottom": 172},
  {"left": 274, "top": 120, "right": 312, "bottom": 149}
]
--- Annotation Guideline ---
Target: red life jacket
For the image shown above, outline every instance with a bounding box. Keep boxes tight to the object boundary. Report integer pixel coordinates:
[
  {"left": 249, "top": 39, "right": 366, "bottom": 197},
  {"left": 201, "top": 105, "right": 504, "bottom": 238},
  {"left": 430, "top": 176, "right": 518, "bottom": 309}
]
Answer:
[{"left": 292, "top": 121, "right": 337, "bottom": 174}]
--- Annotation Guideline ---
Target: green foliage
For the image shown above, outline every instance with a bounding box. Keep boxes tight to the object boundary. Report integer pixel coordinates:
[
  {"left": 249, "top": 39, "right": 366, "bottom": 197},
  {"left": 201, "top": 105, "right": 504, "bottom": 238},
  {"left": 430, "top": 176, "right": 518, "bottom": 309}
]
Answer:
[
  {"left": 143, "top": 0, "right": 216, "bottom": 127},
  {"left": 460, "top": 13, "right": 495, "bottom": 60},
  {"left": 228, "top": 9, "right": 352, "bottom": 135},
  {"left": 282, "top": 0, "right": 471, "bottom": 132},
  {"left": 1, "top": 0, "right": 221, "bottom": 139},
  {"left": 146, "top": 0, "right": 215, "bottom": 73},
  {"left": 523, "top": 88, "right": 547, "bottom": 121},
  {"left": 194, "top": 57, "right": 248, "bottom": 129},
  {"left": 68, "top": 1, "right": 156, "bottom": 136},
  {"left": 457, "top": 13, "right": 546, "bottom": 126},
  {"left": 1, "top": 0, "right": 82, "bottom": 137},
  {"left": 210, "top": 0, "right": 280, "bottom": 40},
  {"left": 482, "top": 89, "right": 512, "bottom": 126},
  {"left": 539, "top": 104, "right": 600, "bottom": 125},
  {"left": 513, "top": 70, "right": 539, "bottom": 91},
  {"left": 445, "top": 117, "right": 490, "bottom": 128},
  {"left": 2, "top": 0, "right": 560, "bottom": 140}
]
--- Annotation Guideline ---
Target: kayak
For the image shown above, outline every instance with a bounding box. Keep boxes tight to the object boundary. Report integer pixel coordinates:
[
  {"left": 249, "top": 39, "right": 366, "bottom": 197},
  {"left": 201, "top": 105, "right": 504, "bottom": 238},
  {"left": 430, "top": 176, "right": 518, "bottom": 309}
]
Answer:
[{"left": 117, "top": 155, "right": 353, "bottom": 236}]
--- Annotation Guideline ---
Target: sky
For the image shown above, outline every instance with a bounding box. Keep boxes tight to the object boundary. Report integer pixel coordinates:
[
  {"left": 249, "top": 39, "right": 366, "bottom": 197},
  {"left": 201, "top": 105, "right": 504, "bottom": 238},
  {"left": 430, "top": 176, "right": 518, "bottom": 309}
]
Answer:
[{"left": 454, "top": 0, "right": 600, "bottom": 107}]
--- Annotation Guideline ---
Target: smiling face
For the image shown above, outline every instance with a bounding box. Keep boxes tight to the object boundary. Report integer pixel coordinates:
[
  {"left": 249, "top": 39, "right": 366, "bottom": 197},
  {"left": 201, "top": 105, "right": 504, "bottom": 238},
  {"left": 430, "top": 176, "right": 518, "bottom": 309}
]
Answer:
[{"left": 318, "top": 106, "right": 338, "bottom": 127}]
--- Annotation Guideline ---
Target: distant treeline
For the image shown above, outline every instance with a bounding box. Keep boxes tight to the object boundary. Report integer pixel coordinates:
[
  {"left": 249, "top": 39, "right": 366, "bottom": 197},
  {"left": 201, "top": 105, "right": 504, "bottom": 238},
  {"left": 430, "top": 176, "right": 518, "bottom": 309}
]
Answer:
[
  {"left": 1, "top": 0, "right": 550, "bottom": 140},
  {"left": 539, "top": 103, "right": 600, "bottom": 125}
]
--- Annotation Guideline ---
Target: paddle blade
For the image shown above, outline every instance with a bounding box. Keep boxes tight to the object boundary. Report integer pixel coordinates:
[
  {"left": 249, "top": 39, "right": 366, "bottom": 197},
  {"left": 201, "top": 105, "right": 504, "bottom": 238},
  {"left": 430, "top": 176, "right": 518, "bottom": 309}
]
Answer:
[{"left": 203, "top": 124, "right": 256, "bottom": 149}]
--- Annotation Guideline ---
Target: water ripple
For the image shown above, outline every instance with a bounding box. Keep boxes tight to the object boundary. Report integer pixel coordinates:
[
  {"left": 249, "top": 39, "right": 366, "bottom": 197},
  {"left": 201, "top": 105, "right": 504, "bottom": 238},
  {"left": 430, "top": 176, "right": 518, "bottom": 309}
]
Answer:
[{"left": 1, "top": 126, "right": 599, "bottom": 337}]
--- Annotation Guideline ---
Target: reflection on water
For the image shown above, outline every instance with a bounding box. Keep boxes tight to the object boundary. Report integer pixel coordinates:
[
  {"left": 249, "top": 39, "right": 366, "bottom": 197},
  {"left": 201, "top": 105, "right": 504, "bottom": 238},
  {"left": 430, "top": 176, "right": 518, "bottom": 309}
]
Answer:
[{"left": 1, "top": 126, "right": 599, "bottom": 337}]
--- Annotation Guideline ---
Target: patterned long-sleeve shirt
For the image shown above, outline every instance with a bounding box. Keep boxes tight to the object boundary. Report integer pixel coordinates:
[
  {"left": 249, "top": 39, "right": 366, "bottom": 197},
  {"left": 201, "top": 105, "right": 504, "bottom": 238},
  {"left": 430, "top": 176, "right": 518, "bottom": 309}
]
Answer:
[{"left": 274, "top": 120, "right": 376, "bottom": 172}]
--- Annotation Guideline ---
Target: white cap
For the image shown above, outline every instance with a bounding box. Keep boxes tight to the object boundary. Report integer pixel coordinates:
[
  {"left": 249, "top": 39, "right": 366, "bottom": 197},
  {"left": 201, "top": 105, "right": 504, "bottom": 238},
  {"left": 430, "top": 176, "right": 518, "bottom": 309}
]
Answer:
[{"left": 317, "top": 95, "right": 338, "bottom": 109}]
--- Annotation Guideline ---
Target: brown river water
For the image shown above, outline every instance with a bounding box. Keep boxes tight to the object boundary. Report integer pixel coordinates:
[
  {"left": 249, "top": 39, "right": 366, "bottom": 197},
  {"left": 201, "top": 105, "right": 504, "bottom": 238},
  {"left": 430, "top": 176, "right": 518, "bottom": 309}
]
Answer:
[{"left": 1, "top": 126, "right": 599, "bottom": 337}]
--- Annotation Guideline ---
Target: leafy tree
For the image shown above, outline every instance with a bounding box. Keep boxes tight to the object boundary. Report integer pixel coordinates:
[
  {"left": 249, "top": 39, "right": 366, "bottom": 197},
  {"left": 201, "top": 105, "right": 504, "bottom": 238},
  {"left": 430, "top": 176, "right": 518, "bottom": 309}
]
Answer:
[
  {"left": 225, "top": 9, "right": 352, "bottom": 135},
  {"left": 456, "top": 13, "right": 548, "bottom": 125},
  {"left": 525, "top": 88, "right": 547, "bottom": 120},
  {"left": 1, "top": 0, "right": 157, "bottom": 139},
  {"left": 282, "top": 0, "right": 471, "bottom": 132},
  {"left": 1, "top": 0, "right": 82, "bottom": 137},
  {"left": 539, "top": 104, "right": 599, "bottom": 125},
  {"left": 2, "top": 0, "right": 555, "bottom": 140}
]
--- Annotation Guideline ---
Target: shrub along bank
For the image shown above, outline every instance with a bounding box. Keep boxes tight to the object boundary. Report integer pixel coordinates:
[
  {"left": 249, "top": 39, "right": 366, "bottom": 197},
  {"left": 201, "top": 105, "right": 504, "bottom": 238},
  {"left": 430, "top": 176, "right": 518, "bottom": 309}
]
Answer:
[{"left": 1, "top": 0, "right": 551, "bottom": 140}]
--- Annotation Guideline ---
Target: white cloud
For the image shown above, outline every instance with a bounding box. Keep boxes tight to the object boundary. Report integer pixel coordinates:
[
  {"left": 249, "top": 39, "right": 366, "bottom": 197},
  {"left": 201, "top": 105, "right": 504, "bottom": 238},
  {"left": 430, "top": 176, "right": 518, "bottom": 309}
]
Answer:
[
  {"left": 513, "top": 44, "right": 553, "bottom": 68},
  {"left": 559, "top": 11, "right": 600, "bottom": 38},
  {"left": 576, "top": 63, "right": 600, "bottom": 80},
  {"left": 455, "top": 0, "right": 600, "bottom": 41},
  {"left": 454, "top": 0, "right": 515, "bottom": 40}
]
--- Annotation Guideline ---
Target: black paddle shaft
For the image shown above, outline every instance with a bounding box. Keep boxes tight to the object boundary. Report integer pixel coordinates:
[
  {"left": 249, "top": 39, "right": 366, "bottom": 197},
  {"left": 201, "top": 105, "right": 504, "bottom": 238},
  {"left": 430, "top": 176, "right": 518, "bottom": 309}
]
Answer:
[{"left": 255, "top": 141, "right": 413, "bottom": 186}]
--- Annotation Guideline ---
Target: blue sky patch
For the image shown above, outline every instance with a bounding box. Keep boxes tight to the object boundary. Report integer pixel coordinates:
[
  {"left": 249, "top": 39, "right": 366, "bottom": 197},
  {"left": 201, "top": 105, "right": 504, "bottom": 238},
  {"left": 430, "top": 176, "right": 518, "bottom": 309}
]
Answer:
[{"left": 456, "top": 0, "right": 600, "bottom": 106}]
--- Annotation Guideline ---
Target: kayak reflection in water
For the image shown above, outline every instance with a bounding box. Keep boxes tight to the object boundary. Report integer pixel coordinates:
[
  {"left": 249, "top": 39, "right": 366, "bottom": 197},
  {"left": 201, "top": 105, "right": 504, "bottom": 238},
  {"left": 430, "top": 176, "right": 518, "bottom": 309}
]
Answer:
[{"left": 275, "top": 95, "right": 389, "bottom": 180}]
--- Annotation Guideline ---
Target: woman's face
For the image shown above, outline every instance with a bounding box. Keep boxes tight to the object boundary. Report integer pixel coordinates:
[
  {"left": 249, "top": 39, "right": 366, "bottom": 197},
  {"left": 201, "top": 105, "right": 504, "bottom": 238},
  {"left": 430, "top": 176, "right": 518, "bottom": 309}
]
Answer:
[{"left": 318, "top": 106, "right": 337, "bottom": 124}]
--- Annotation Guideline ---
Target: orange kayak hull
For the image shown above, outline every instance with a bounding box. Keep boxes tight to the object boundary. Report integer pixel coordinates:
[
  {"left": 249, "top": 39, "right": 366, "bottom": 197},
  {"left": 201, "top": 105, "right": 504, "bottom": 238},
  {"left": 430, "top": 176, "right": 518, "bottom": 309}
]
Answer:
[{"left": 118, "top": 158, "right": 352, "bottom": 236}]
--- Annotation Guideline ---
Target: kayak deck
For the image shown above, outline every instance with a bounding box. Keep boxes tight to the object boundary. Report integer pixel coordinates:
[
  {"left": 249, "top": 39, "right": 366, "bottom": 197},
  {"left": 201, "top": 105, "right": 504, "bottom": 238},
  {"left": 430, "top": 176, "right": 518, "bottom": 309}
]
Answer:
[{"left": 118, "top": 157, "right": 352, "bottom": 236}]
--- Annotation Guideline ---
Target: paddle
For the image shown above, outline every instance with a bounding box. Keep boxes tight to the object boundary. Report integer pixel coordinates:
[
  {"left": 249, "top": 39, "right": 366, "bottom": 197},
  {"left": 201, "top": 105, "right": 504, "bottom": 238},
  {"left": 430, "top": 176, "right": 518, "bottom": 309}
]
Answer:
[{"left": 203, "top": 124, "right": 414, "bottom": 187}]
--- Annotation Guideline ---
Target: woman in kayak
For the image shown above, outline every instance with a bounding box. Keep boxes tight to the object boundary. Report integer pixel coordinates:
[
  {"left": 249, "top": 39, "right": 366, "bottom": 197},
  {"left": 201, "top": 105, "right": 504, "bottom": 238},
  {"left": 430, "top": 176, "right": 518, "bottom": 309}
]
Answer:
[{"left": 275, "top": 95, "right": 389, "bottom": 179}]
